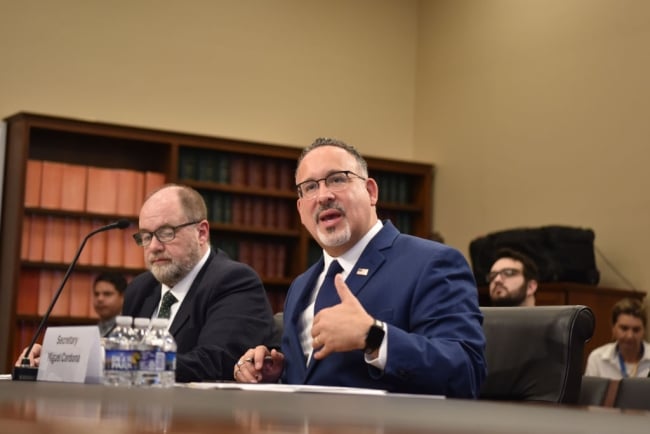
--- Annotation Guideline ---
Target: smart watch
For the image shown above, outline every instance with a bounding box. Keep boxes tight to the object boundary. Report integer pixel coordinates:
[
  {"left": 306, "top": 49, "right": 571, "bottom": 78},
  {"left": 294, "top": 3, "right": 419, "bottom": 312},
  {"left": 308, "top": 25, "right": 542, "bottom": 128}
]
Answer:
[{"left": 364, "top": 319, "right": 385, "bottom": 354}]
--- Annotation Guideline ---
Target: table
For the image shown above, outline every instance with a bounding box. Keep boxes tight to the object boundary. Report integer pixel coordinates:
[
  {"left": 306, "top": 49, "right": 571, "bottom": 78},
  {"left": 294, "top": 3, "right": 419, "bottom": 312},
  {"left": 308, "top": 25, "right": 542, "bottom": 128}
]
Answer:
[{"left": 0, "top": 380, "right": 648, "bottom": 433}]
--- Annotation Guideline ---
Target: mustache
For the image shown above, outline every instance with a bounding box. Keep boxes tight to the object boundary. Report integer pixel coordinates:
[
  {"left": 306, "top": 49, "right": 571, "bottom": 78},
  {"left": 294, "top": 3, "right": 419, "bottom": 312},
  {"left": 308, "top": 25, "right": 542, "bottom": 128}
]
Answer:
[
  {"left": 314, "top": 203, "right": 345, "bottom": 223},
  {"left": 148, "top": 254, "right": 170, "bottom": 263}
]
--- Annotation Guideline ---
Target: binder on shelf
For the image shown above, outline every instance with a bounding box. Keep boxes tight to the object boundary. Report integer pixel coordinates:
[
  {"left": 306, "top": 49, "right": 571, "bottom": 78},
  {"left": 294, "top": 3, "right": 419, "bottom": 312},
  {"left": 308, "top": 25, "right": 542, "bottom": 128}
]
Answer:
[
  {"left": 62, "top": 217, "right": 80, "bottom": 263},
  {"left": 86, "top": 166, "right": 118, "bottom": 214},
  {"left": 27, "top": 215, "right": 46, "bottom": 262},
  {"left": 77, "top": 218, "right": 93, "bottom": 266},
  {"left": 178, "top": 148, "right": 199, "bottom": 180},
  {"left": 17, "top": 270, "right": 40, "bottom": 315},
  {"left": 50, "top": 270, "right": 69, "bottom": 317},
  {"left": 37, "top": 271, "right": 53, "bottom": 316},
  {"left": 144, "top": 171, "right": 166, "bottom": 197},
  {"left": 123, "top": 230, "right": 145, "bottom": 269},
  {"left": 20, "top": 217, "right": 31, "bottom": 260},
  {"left": 230, "top": 156, "right": 246, "bottom": 186},
  {"left": 40, "top": 161, "right": 65, "bottom": 209},
  {"left": 42, "top": 216, "right": 65, "bottom": 264},
  {"left": 24, "top": 159, "right": 43, "bottom": 207},
  {"left": 60, "top": 163, "right": 88, "bottom": 211},
  {"left": 105, "top": 228, "right": 124, "bottom": 268},
  {"left": 69, "top": 272, "right": 92, "bottom": 318},
  {"left": 115, "top": 168, "right": 139, "bottom": 216},
  {"left": 88, "top": 219, "right": 108, "bottom": 266},
  {"left": 197, "top": 151, "right": 218, "bottom": 182}
]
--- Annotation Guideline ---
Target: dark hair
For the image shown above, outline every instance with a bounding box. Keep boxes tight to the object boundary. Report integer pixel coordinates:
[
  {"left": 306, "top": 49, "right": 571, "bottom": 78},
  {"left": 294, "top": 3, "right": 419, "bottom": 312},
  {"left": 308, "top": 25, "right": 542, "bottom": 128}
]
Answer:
[
  {"left": 296, "top": 137, "right": 368, "bottom": 178},
  {"left": 492, "top": 247, "right": 539, "bottom": 282},
  {"left": 611, "top": 298, "right": 647, "bottom": 328},
  {"left": 94, "top": 272, "right": 128, "bottom": 294}
]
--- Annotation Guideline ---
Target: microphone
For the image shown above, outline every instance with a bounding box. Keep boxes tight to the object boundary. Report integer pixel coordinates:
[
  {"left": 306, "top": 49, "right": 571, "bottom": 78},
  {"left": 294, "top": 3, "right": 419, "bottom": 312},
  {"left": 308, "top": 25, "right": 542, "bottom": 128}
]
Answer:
[{"left": 12, "top": 219, "right": 131, "bottom": 381}]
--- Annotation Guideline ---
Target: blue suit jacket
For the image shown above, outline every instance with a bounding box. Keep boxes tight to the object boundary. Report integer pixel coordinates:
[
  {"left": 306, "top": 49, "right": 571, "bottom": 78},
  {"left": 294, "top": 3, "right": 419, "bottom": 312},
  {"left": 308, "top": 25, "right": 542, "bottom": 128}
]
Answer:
[
  {"left": 123, "top": 249, "right": 275, "bottom": 382},
  {"left": 281, "top": 222, "right": 486, "bottom": 398}
]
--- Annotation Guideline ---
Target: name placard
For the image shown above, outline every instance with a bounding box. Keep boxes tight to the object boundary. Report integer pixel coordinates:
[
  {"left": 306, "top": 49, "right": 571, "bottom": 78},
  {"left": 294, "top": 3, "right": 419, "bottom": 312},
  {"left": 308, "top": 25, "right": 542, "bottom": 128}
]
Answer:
[{"left": 37, "top": 326, "right": 102, "bottom": 384}]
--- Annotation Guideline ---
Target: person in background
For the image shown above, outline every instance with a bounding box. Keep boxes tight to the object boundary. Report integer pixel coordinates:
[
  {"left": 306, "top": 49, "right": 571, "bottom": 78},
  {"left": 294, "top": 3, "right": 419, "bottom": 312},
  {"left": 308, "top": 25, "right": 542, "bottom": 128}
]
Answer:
[
  {"left": 234, "top": 137, "right": 486, "bottom": 398},
  {"left": 18, "top": 184, "right": 276, "bottom": 383},
  {"left": 92, "top": 272, "right": 127, "bottom": 337},
  {"left": 487, "top": 247, "right": 539, "bottom": 307},
  {"left": 585, "top": 298, "right": 650, "bottom": 378}
]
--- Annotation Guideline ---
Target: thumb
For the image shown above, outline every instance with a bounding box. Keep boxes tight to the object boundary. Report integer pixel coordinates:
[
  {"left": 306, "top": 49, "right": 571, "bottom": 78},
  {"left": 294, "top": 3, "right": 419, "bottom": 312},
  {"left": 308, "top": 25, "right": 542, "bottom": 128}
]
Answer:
[{"left": 334, "top": 273, "right": 354, "bottom": 302}]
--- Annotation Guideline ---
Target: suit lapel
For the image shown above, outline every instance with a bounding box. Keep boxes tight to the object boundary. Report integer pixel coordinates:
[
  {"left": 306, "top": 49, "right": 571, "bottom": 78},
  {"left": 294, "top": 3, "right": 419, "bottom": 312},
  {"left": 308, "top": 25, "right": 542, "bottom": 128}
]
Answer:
[{"left": 141, "top": 290, "right": 161, "bottom": 319}]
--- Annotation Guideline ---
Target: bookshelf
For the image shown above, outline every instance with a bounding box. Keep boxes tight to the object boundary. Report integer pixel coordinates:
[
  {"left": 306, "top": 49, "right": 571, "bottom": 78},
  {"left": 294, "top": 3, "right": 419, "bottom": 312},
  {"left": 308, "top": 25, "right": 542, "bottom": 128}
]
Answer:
[{"left": 0, "top": 112, "right": 434, "bottom": 372}]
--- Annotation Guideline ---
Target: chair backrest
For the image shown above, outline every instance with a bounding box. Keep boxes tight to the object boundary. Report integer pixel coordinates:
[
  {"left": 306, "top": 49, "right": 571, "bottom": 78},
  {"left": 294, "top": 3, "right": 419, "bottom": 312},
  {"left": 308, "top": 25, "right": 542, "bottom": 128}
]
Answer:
[
  {"left": 480, "top": 305, "right": 595, "bottom": 404},
  {"left": 614, "top": 377, "right": 650, "bottom": 410},
  {"left": 578, "top": 376, "right": 619, "bottom": 407}
]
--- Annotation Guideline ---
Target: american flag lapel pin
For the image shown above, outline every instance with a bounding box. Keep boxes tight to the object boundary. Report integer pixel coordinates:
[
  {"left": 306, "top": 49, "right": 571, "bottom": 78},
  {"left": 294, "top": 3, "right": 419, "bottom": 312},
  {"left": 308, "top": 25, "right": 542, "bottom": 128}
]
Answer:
[{"left": 356, "top": 268, "right": 369, "bottom": 276}]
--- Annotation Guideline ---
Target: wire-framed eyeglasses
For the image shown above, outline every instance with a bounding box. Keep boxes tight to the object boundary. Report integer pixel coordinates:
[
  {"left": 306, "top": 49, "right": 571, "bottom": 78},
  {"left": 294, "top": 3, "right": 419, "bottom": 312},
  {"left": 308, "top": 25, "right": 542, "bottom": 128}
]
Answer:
[
  {"left": 296, "top": 170, "right": 366, "bottom": 199},
  {"left": 132, "top": 220, "right": 201, "bottom": 247},
  {"left": 486, "top": 268, "right": 523, "bottom": 283}
]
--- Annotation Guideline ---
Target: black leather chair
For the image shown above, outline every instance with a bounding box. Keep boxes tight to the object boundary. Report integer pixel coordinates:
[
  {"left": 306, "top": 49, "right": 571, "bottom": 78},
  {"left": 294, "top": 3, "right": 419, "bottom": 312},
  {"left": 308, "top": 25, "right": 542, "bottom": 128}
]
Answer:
[
  {"left": 480, "top": 305, "right": 595, "bottom": 404},
  {"left": 578, "top": 376, "right": 617, "bottom": 406},
  {"left": 614, "top": 377, "right": 650, "bottom": 410}
]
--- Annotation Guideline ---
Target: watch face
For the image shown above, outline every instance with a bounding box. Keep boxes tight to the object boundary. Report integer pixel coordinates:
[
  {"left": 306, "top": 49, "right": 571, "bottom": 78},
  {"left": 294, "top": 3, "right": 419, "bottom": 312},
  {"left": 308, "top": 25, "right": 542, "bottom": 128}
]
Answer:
[{"left": 365, "top": 321, "right": 385, "bottom": 353}]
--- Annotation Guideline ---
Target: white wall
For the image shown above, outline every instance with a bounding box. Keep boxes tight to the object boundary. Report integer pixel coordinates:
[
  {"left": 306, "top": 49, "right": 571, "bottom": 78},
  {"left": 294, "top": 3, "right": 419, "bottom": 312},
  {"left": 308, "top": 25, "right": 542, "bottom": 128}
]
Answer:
[
  {"left": 0, "top": 0, "right": 418, "bottom": 157},
  {"left": 415, "top": 0, "right": 650, "bottom": 295}
]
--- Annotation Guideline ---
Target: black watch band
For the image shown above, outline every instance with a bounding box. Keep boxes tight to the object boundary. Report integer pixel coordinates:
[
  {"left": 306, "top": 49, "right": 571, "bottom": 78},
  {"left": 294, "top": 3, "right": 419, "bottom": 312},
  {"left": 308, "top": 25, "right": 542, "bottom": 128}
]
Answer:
[{"left": 364, "top": 319, "right": 385, "bottom": 354}]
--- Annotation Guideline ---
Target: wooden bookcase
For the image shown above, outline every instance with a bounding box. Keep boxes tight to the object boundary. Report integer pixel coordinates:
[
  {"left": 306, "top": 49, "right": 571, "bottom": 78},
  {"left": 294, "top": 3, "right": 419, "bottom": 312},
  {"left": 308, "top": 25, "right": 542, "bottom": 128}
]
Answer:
[{"left": 0, "top": 112, "right": 434, "bottom": 372}]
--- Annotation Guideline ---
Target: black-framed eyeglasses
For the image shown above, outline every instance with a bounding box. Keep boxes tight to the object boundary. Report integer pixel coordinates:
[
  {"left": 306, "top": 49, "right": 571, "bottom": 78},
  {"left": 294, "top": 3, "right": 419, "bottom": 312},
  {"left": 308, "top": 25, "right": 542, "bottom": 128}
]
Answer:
[
  {"left": 486, "top": 268, "right": 523, "bottom": 283},
  {"left": 296, "top": 170, "right": 366, "bottom": 199},
  {"left": 132, "top": 220, "right": 202, "bottom": 247}
]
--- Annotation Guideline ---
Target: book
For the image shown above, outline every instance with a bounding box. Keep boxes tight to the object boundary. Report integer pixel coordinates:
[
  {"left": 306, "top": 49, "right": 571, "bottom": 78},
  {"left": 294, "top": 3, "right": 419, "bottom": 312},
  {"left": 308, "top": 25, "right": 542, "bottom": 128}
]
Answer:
[
  {"left": 37, "top": 270, "right": 53, "bottom": 316},
  {"left": 86, "top": 166, "right": 118, "bottom": 214},
  {"left": 68, "top": 272, "right": 92, "bottom": 317},
  {"left": 17, "top": 270, "right": 40, "bottom": 315},
  {"left": 24, "top": 159, "right": 43, "bottom": 207},
  {"left": 123, "top": 229, "right": 144, "bottom": 269},
  {"left": 144, "top": 171, "right": 166, "bottom": 197},
  {"left": 42, "top": 216, "right": 65, "bottom": 263},
  {"left": 20, "top": 216, "right": 31, "bottom": 260},
  {"left": 115, "top": 168, "right": 139, "bottom": 216},
  {"left": 40, "top": 161, "right": 65, "bottom": 209},
  {"left": 60, "top": 163, "right": 88, "bottom": 211},
  {"left": 178, "top": 148, "right": 199, "bottom": 180},
  {"left": 62, "top": 217, "right": 80, "bottom": 263},
  {"left": 77, "top": 218, "right": 92, "bottom": 265},
  {"left": 89, "top": 219, "right": 108, "bottom": 266},
  {"left": 50, "top": 270, "right": 69, "bottom": 317},
  {"left": 27, "top": 215, "right": 46, "bottom": 262},
  {"left": 105, "top": 226, "right": 124, "bottom": 267}
]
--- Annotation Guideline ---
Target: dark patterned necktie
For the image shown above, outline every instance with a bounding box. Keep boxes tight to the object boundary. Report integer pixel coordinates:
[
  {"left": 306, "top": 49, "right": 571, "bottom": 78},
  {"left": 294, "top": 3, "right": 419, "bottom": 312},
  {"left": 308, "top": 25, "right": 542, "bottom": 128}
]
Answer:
[
  {"left": 314, "top": 260, "right": 343, "bottom": 314},
  {"left": 158, "top": 291, "right": 178, "bottom": 319}
]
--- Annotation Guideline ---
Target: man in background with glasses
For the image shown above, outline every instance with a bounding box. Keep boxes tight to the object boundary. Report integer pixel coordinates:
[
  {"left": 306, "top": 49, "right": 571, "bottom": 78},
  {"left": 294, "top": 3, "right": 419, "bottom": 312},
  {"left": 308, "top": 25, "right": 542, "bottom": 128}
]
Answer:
[
  {"left": 123, "top": 184, "right": 275, "bottom": 382},
  {"left": 487, "top": 248, "right": 539, "bottom": 307},
  {"left": 234, "top": 138, "right": 486, "bottom": 398}
]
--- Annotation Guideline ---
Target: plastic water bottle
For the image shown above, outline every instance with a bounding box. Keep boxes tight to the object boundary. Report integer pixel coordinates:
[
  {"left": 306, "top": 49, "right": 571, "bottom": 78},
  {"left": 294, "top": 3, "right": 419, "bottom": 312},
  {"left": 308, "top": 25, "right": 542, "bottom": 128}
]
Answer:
[
  {"left": 131, "top": 317, "right": 150, "bottom": 384},
  {"left": 103, "top": 315, "right": 135, "bottom": 386},
  {"left": 135, "top": 318, "right": 176, "bottom": 387}
]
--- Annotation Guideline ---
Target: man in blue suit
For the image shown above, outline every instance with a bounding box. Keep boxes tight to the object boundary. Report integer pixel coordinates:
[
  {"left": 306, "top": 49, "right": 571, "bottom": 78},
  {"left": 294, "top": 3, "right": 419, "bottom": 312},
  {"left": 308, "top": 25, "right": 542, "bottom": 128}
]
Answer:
[{"left": 234, "top": 138, "right": 486, "bottom": 398}]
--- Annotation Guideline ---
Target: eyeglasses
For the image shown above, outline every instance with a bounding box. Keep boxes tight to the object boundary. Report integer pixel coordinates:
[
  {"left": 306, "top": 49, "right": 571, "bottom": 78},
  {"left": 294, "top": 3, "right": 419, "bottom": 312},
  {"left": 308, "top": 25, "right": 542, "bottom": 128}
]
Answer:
[
  {"left": 486, "top": 268, "right": 522, "bottom": 283},
  {"left": 296, "top": 170, "right": 366, "bottom": 199},
  {"left": 133, "top": 221, "right": 201, "bottom": 247}
]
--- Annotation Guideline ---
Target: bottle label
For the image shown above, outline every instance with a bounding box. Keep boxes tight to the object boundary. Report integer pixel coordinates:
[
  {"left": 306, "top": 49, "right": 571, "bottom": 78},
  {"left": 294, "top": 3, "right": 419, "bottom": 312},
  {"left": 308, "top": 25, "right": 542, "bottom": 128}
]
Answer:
[
  {"left": 140, "top": 350, "right": 165, "bottom": 372},
  {"left": 165, "top": 351, "right": 176, "bottom": 372},
  {"left": 105, "top": 349, "right": 136, "bottom": 371}
]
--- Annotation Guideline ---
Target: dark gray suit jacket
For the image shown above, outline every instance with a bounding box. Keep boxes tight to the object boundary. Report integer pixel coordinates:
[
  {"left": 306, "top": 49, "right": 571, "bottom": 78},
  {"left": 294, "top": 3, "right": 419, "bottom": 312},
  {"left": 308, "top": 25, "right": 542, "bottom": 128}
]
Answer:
[{"left": 123, "top": 248, "right": 274, "bottom": 382}]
